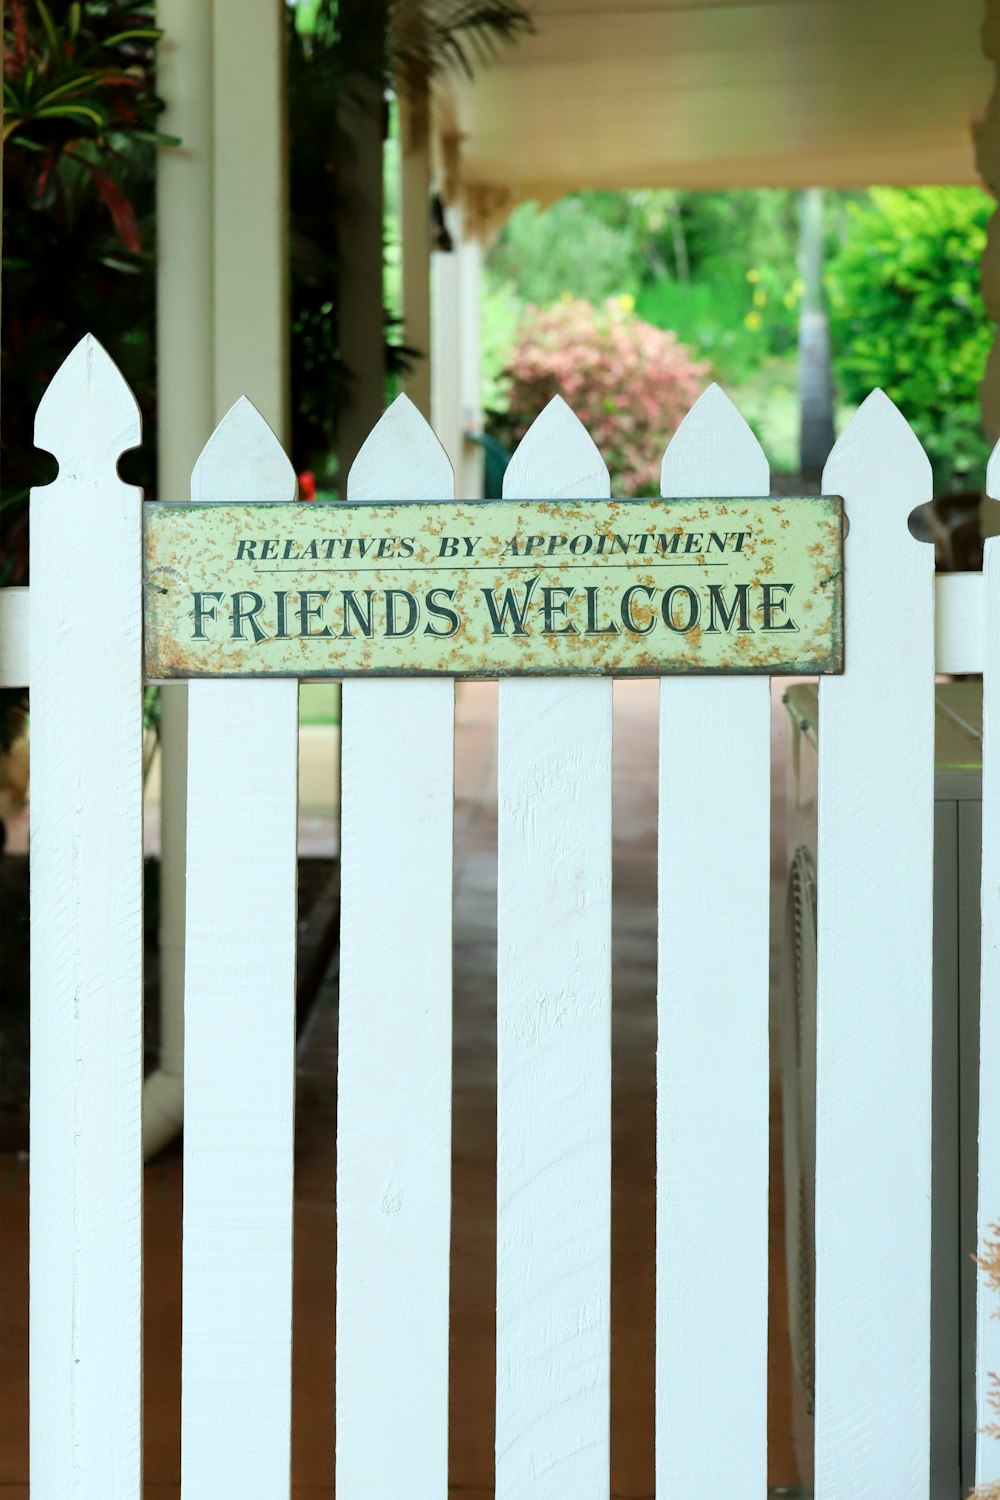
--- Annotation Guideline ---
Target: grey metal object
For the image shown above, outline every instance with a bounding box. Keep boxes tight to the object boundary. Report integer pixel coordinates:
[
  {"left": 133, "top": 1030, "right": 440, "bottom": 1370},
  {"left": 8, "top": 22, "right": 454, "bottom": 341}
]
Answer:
[{"left": 781, "top": 680, "right": 983, "bottom": 1496}]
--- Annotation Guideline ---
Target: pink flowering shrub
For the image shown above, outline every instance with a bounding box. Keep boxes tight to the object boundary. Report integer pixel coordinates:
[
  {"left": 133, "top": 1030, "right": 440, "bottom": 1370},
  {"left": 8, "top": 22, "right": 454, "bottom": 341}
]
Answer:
[{"left": 497, "top": 297, "right": 708, "bottom": 495}]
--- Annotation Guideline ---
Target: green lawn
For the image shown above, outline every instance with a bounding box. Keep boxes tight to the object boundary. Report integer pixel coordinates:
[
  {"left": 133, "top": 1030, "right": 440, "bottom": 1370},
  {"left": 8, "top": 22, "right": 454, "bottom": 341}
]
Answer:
[{"left": 299, "top": 683, "right": 341, "bottom": 725}]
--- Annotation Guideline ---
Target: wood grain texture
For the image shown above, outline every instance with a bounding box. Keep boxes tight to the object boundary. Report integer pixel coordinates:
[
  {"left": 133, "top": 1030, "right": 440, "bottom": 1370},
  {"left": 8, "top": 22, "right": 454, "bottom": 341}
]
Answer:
[
  {"left": 656, "top": 384, "right": 771, "bottom": 1497},
  {"left": 30, "top": 335, "right": 144, "bottom": 1499},
  {"left": 977, "top": 444, "right": 1000, "bottom": 1488},
  {"left": 337, "top": 395, "right": 455, "bottom": 1500},
  {"left": 815, "top": 391, "right": 935, "bottom": 1499},
  {"left": 180, "top": 399, "right": 300, "bottom": 1500},
  {"left": 495, "top": 396, "right": 612, "bottom": 1500}
]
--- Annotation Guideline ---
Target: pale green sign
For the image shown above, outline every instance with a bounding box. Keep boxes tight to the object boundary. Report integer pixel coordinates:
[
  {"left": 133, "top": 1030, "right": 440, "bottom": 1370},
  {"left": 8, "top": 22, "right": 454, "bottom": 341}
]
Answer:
[{"left": 143, "top": 497, "right": 843, "bottom": 678}]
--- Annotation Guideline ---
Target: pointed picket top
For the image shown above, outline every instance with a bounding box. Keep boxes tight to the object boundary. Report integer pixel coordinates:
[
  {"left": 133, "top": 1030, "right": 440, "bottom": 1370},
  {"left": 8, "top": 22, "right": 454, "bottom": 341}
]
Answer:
[
  {"left": 348, "top": 393, "right": 454, "bottom": 502},
  {"left": 987, "top": 431, "right": 1000, "bottom": 500},
  {"left": 35, "top": 333, "right": 141, "bottom": 480},
  {"left": 661, "top": 382, "right": 767, "bottom": 498},
  {"left": 822, "top": 388, "right": 931, "bottom": 535},
  {"left": 192, "top": 396, "right": 296, "bottom": 504},
  {"left": 503, "top": 394, "right": 610, "bottom": 501}
]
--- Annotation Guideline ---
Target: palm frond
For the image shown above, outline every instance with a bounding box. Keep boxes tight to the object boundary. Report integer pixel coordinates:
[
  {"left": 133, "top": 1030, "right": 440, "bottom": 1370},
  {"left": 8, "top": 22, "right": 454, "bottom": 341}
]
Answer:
[{"left": 391, "top": 0, "right": 533, "bottom": 84}]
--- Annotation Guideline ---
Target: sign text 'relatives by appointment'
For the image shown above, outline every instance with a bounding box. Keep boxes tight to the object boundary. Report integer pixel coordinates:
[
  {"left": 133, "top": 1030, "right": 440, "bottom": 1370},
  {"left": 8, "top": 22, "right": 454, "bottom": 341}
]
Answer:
[{"left": 143, "top": 497, "right": 843, "bottom": 678}]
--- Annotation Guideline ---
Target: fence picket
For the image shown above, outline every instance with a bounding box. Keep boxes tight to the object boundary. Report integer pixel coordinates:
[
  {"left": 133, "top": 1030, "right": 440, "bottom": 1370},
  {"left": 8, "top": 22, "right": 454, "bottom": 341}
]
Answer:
[
  {"left": 977, "top": 442, "right": 1000, "bottom": 1487},
  {"left": 180, "top": 400, "right": 300, "bottom": 1500},
  {"left": 30, "top": 335, "right": 144, "bottom": 1498},
  {"left": 656, "top": 384, "right": 770, "bottom": 1497},
  {"left": 815, "top": 392, "right": 934, "bottom": 1497},
  {"left": 336, "top": 395, "right": 455, "bottom": 1499},
  {"left": 495, "top": 396, "right": 612, "bottom": 1500}
]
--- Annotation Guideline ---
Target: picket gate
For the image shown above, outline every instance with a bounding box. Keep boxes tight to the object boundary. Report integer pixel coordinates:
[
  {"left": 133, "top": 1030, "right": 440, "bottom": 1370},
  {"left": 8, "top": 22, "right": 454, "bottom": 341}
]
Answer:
[{"left": 9, "top": 332, "right": 1000, "bottom": 1498}]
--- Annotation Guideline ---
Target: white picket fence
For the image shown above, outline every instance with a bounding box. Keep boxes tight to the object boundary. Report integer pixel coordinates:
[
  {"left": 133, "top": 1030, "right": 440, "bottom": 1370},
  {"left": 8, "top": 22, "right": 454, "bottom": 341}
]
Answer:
[{"left": 7, "top": 331, "right": 1000, "bottom": 1498}]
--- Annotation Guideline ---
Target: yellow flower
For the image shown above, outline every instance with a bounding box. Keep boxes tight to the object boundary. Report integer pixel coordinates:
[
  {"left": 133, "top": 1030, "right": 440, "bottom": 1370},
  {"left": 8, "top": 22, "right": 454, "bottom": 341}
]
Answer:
[
  {"left": 618, "top": 292, "right": 636, "bottom": 312},
  {"left": 753, "top": 288, "right": 767, "bottom": 308},
  {"left": 746, "top": 268, "right": 761, "bottom": 284},
  {"left": 744, "top": 311, "right": 763, "bottom": 331}
]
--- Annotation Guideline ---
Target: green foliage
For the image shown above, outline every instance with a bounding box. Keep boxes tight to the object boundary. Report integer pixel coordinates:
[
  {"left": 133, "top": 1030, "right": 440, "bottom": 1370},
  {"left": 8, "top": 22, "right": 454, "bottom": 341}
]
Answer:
[
  {"left": 826, "top": 186, "right": 993, "bottom": 495},
  {"left": 481, "top": 275, "right": 522, "bottom": 412},
  {"left": 487, "top": 198, "right": 639, "bottom": 308},
  {"left": 290, "top": 0, "right": 534, "bottom": 73},
  {"left": 482, "top": 188, "right": 807, "bottom": 414},
  {"left": 391, "top": 0, "right": 533, "bottom": 84},
  {"left": 634, "top": 279, "right": 762, "bottom": 382},
  {"left": 2, "top": 0, "right": 172, "bottom": 580}
]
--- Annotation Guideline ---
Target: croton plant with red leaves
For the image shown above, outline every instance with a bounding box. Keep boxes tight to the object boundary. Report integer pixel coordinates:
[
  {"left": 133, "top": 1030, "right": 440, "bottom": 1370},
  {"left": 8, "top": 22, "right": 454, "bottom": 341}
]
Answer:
[
  {"left": 2, "top": 1, "right": 174, "bottom": 584},
  {"left": 0, "top": 1, "right": 174, "bottom": 746},
  {"left": 3, "top": 0, "right": 169, "bottom": 250}
]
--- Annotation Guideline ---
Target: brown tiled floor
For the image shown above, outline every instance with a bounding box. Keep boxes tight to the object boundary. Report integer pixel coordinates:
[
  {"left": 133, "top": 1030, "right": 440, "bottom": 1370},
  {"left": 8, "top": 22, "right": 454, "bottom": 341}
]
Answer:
[{"left": 0, "top": 679, "right": 798, "bottom": 1495}]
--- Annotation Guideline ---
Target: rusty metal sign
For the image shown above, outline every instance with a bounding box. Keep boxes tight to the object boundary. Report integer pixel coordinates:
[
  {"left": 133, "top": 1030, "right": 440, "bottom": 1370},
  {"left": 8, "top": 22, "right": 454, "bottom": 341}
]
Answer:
[{"left": 143, "top": 496, "right": 843, "bottom": 679}]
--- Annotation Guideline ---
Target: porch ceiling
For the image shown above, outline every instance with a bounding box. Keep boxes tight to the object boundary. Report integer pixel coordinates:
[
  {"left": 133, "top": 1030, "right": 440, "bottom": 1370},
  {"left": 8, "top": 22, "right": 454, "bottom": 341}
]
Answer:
[{"left": 442, "top": 0, "right": 991, "bottom": 201}]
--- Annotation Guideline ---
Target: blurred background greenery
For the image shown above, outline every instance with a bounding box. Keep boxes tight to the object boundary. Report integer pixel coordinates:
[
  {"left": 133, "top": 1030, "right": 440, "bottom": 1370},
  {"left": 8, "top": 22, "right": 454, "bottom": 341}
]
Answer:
[
  {"left": 3, "top": 2, "right": 994, "bottom": 526},
  {"left": 478, "top": 184, "right": 994, "bottom": 492}
]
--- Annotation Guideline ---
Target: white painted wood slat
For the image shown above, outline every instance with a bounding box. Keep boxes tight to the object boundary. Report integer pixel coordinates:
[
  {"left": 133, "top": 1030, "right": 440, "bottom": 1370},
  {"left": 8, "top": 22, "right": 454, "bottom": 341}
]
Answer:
[
  {"left": 656, "top": 384, "right": 771, "bottom": 1497},
  {"left": 180, "top": 401, "right": 300, "bottom": 1500},
  {"left": 337, "top": 395, "right": 455, "bottom": 1499},
  {"left": 495, "top": 396, "right": 612, "bottom": 1500},
  {"left": 977, "top": 444, "right": 1000, "bottom": 1488},
  {"left": 30, "top": 335, "right": 145, "bottom": 1499},
  {"left": 815, "top": 392, "right": 935, "bottom": 1498},
  {"left": 0, "top": 587, "right": 29, "bottom": 688},
  {"left": 935, "top": 571, "right": 983, "bottom": 676}
]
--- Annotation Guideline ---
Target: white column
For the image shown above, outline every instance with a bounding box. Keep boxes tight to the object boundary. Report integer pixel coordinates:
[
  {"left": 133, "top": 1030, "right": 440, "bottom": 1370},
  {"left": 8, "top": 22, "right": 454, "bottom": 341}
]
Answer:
[
  {"left": 212, "top": 0, "right": 289, "bottom": 435},
  {"left": 148, "top": 0, "right": 290, "bottom": 1157},
  {"left": 459, "top": 232, "right": 484, "bottom": 498},
  {"left": 431, "top": 203, "right": 483, "bottom": 498},
  {"left": 147, "top": 0, "right": 216, "bottom": 1158}
]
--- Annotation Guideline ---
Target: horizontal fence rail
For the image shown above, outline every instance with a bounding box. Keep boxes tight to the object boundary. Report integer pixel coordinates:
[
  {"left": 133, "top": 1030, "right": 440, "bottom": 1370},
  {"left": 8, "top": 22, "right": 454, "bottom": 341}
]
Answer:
[
  {"left": 17, "top": 333, "right": 1000, "bottom": 1497},
  {"left": 1, "top": 567, "right": 992, "bottom": 688}
]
